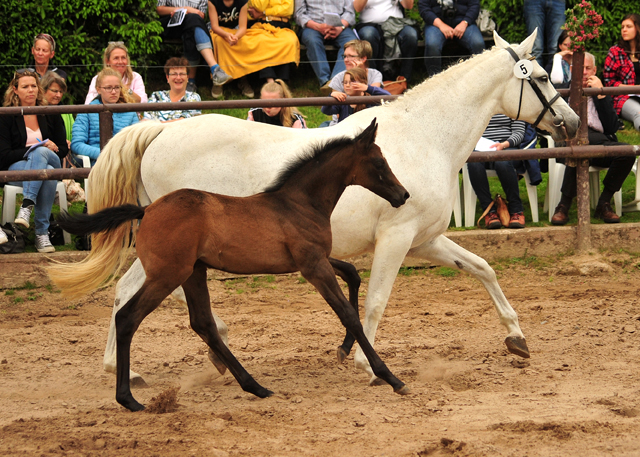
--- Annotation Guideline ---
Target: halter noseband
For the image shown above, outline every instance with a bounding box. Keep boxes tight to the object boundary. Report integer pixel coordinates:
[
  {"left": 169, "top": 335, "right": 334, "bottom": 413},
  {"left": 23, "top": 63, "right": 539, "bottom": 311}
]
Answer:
[{"left": 505, "top": 47, "right": 565, "bottom": 128}]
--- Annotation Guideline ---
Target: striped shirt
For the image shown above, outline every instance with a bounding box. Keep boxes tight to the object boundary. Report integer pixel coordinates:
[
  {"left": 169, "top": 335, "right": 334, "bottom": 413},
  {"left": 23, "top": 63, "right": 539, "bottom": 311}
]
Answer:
[
  {"left": 482, "top": 114, "right": 525, "bottom": 147},
  {"left": 157, "top": 0, "right": 209, "bottom": 14}
]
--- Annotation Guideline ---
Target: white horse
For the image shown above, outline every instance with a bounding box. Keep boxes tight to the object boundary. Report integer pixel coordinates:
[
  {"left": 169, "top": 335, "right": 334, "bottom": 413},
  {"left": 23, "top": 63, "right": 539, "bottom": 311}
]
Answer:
[{"left": 53, "top": 31, "right": 579, "bottom": 385}]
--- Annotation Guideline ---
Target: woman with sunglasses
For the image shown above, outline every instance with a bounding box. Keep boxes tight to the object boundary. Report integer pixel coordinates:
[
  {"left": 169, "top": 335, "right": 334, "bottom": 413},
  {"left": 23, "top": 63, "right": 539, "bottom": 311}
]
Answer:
[
  {"left": 0, "top": 69, "right": 69, "bottom": 252},
  {"left": 84, "top": 42, "right": 147, "bottom": 104},
  {"left": 72, "top": 68, "right": 139, "bottom": 166},
  {"left": 30, "top": 33, "right": 66, "bottom": 79}
]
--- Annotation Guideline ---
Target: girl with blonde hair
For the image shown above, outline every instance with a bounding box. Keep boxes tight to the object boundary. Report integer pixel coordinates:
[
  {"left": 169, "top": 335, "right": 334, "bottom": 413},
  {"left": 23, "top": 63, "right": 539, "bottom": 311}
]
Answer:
[{"left": 247, "top": 79, "right": 306, "bottom": 128}]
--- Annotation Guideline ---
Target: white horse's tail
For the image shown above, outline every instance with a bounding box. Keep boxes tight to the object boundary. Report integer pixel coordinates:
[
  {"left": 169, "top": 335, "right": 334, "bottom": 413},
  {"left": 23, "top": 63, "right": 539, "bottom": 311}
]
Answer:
[{"left": 48, "top": 121, "right": 167, "bottom": 297}]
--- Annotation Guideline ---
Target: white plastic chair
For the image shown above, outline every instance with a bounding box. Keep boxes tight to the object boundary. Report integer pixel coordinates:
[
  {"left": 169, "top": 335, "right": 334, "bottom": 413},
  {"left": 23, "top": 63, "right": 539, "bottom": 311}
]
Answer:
[
  {"left": 462, "top": 164, "right": 539, "bottom": 227},
  {"left": 1, "top": 183, "right": 71, "bottom": 245},
  {"left": 621, "top": 158, "right": 640, "bottom": 213}
]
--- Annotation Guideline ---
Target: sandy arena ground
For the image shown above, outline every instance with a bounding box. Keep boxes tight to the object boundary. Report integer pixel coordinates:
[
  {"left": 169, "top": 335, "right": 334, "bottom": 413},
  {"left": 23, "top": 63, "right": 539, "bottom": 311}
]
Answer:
[{"left": 1, "top": 251, "right": 639, "bottom": 456}]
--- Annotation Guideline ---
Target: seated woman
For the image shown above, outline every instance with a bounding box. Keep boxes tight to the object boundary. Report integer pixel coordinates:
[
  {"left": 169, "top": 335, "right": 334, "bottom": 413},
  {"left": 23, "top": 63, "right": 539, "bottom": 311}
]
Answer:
[
  {"left": 546, "top": 29, "right": 572, "bottom": 89},
  {"left": 72, "top": 68, "right": 139, "bottom": 166},
  {"left": 467, "top": 114, "right": 527, "bottom": 229},
  {"left": 321, "top": 67, "right": 390, "bottom": 123},
  {"left": 208, "top": 0, "right": 299, "bottom": 99},
  {"left": 30, "top": 33, "right": 66, "bottom": 79},
  {"left": 143, "top": 57, "right": 202, "bottom": 122},
  {"left": 85, "top": 42, "right": 147, "bottom": 104},
  {"left": 247, "top": 79, "right": 306, "bottom": 127},
  {"left": 0, "top": 69, "right": 69, "bottom": 252},
  {"left": 41, "top": 72, "right": 73, "bottom": 149}
]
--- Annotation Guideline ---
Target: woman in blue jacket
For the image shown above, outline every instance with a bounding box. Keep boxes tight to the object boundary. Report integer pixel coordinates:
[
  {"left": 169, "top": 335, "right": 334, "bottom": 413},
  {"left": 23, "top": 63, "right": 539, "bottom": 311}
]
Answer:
[{"left": 71, "top": 68, "right": 139, "bottom": 166}]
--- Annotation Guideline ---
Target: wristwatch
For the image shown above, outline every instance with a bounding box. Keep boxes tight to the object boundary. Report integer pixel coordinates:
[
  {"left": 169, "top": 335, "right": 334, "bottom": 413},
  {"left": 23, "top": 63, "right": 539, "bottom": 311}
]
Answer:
[{"left": 341, "top": 24, "right": 346, "bottom": 29}]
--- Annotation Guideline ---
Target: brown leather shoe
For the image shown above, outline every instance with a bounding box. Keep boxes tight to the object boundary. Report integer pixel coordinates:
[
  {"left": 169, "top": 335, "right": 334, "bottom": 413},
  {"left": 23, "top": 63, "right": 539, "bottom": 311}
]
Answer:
[
  {"left": 484, "top": 211, "right": 502, "bottom": 229},
  {"left": 594, "top": 201, "right": 620, "bottom": 223},
  {"left": 508, "top": 212, "right": 525, "bottom": 228},
  {"left": 551, "top": 203, "right": 569, "bottom": 226}
]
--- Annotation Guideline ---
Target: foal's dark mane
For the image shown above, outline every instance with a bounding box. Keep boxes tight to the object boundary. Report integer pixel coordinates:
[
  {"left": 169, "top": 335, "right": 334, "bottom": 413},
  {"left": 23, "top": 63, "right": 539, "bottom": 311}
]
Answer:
[{"left": 263, "top": 134, "right": 358, "bottom": 193}]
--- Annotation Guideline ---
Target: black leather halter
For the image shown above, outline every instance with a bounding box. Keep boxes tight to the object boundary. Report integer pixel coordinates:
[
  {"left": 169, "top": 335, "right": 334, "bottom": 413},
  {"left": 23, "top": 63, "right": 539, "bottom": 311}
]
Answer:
[{"left": 505, "top": 47, "right": 565, "bottom": 128}]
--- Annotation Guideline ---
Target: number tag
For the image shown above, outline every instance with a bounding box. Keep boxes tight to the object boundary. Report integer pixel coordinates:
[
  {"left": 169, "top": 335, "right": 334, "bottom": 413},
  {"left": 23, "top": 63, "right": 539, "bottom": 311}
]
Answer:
[{"left": 513, "top": 59, "right": 533, "bottom": 79}]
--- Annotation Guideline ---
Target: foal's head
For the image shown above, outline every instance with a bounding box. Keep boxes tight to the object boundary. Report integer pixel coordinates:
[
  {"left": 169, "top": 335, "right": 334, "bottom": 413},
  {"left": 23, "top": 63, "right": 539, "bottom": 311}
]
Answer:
[{"left": 350, "top": 119, "right": 410, "bottom": 208}]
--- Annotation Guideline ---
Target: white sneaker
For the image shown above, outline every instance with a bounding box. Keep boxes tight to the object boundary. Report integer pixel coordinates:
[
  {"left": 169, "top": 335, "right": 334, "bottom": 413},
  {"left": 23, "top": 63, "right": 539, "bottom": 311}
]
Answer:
[
  {"left": 35, "top": 234, "right": 55, "bottom": 253},
  {"left": 15, "top": 205, "right": 33, "bottom": 228},
  {"left": 211, "top": 67, "right": 232, "bottom": 86},
  {"left": 0, "top": 228, "right": 8, "bottom": 245}
]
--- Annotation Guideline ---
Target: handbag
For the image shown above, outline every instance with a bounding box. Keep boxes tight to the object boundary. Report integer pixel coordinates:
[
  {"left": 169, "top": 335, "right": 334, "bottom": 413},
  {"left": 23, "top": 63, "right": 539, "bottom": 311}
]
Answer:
[
  {"left": 477, "top": 194, "right": 510, "bottom": 228},
  {"left": 382, "top": 76, "right": 407, "bottom": 95},
  {"left": 48, "top": 215, "right": 66, "bottom": 246},
  {"left": 0, "top": 222, "right": 26, "bottom": 254},
  {"left": 476, "top": 9, "right": 496, "bottom": 37}
]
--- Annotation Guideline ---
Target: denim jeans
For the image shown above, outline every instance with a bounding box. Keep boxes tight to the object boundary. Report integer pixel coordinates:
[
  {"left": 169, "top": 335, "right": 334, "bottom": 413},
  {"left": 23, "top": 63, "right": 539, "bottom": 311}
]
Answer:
[
  {"left": 300, "top": 27, "right": 358, "bottom": 85},
  {"left": 523, "top": 0, "right": 566, "bottom": 67},
  {"left": 357, "top": 25, "right": 418, "bottom": 80},
  {"left": 621, "top": 97, "right": 640, "bottom": 131},
  {"left": 8, "top": 146, "right": 61, "bottom": 235},
  {"left": 423, "top": 23, "right": 485, "bottom": 76},
  {"left": 467, "top": 159, "right": 524, "bottom": 214}
]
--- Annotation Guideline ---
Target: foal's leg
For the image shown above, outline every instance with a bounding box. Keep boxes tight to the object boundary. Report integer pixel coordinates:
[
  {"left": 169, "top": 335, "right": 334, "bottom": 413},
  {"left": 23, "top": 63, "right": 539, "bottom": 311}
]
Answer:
[
  {"left": 302, "top": 259, "right": 409, "bottom": 395},
  {"left": 329, "top": 258, "right": 361, "bottom": 363},
  {"left": 408, "top": 235, "right": 529, "bottom": 357},
  {"left": 182, "top": 262, "right": 273, "bottom": 399}
]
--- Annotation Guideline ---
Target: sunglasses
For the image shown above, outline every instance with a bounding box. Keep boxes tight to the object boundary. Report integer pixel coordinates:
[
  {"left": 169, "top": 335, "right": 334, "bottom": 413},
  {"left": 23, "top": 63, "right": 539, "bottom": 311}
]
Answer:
[
  {"left": 14, "top": 68, "right": 39, "bottom": 79},
  {"left": 109, "top": 41, "right": 125, "bottom": 46}
]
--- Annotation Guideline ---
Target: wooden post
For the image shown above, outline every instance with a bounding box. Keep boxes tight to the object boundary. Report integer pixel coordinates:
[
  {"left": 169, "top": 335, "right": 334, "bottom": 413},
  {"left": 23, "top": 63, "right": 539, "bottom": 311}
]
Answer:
[{"left": 99, "top": 110, "right": 114, "bottom": 150}]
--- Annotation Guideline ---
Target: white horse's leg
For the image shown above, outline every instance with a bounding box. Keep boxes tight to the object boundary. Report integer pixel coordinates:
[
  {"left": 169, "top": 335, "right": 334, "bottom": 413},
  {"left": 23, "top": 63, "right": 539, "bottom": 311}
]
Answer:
[
  {"left": 353, "top": 232, "right": 415, "bottom": 384},
  {"left": 104, "top": 259, "right": 230, "bottom": 382},
  {"left": 408, "top": 234, "right": 529, "bottom": 357}
]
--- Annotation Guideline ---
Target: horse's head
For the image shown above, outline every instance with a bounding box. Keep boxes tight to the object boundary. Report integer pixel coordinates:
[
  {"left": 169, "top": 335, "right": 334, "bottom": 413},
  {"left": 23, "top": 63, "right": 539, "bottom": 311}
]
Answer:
[
  {"left": 352, "top": 119, "right": 410, "bottom": 208},
  {"left": 493, "top": 29, "right": 580, "bottom": 142}
]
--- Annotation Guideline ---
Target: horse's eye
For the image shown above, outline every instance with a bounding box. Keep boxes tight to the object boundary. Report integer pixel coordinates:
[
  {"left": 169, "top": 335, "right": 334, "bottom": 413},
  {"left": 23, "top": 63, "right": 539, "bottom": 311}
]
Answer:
[
  {"left": 539, "top": 75, "right": 548, "bottom": 84},
  {"left": 372, "top": 158, "right": 385, "bottom": 169}
]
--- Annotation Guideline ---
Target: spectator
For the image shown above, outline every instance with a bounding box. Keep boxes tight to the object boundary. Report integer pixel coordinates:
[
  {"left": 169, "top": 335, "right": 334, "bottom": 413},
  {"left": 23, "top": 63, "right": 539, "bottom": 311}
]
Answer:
[
  {"left": 157, "top": 0, "right": 232, "bottom": 95},
  {"left": 73, "top": 68, "right": 139, "bottom": 166},
  {"left": 208, "top": 0, "right": 299, "bottom": 99},
  {"left": 321, "top": 67, "right": 390, "bottom": 123},
  {"left": 0, "top": 69, "right": 68, "bottom": 252},
  {"left": 523, "top": 0, "right": 566, "bottom": 67},
  {"left": 143, "top": 57, "right": 202, "bottom": 122},
  {"left": 467, "top": 114, "right": 527, "bottom": 229},
  {"left": 294, "top": 0, "right": 357, "bottom": 91},
  {"left": 30, "top": 33, "right": 67, "bottom": 79},
  {"left": 418, "top": 0, "right": 484, "bottom": 77},
  {"left": 41, "top": 72, "right": 73, "bottom": 148},
  {"left": 247, "top": 79, "right": 307, "bottom": 127},
  {"left": 547, "top": 29, "right": 572, "bottom": 89},
  {"left": 552, "top": 52, "right": 635, "bottom": 225},
  {"left": 604, "top": 13, "right": 640, "bottom": 131},
  {"left": 354, "top": 0, "right": 418, "bottom": 82},
  {"left": 247, "top": 0, "right": 300, "bottom": 84},
  {"left": 85, "top": 42, "right": 148, "bottom": 104}
]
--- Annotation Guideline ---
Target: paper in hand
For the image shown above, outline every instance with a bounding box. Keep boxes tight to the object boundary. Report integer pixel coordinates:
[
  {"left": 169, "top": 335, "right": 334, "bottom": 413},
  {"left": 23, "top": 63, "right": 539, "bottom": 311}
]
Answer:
[
  {"left": 323, "top": 12, "right": 343, "bottom": 27},
  {"left": 24, "top": 139, "right": 49, "bottom": 158},
  {"left": 167, "top": 8, "right": 187, "bottom": 27},
  {"left": 474, "top": 137, "right": 498, "bottom": 152}
]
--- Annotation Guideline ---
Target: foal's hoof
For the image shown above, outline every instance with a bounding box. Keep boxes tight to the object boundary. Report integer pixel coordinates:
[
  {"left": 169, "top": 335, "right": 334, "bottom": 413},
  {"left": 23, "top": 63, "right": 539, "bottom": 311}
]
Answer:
[
  {"left": 336, "top": 347, "right": 348, "bottom": 364},
  {"left": 208, "top": 349, "right": 228, "bottom": 375},
  {"left": 256, "top": 388, "right": 274, "bottom": 398},
  {"left": 369, "top": 376, "right": 389, "bottom": 387},
  {"left": 394, "top": 384, "right": 411, "bottom": 396},
  {"left": 505, "top": 336, "right": 530, "bottom": 359}
]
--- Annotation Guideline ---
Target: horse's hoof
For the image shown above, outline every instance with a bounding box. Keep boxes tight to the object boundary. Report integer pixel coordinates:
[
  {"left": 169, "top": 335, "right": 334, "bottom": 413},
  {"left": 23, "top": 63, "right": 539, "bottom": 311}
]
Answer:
[
  {"left": 505, "top": 336, "right": 530, "bottom": 359},
  {"left": 117, "top": 396, "right": 145, "bottom": 412},
  {"left": 257, "top": 388, "right": 274, "bottom": 398},
  {"left": 208, "top": 349, "right": 228, "bottom": 375},
  {"left": 369, "top": 376, "right": 389, "bottom": 387},
  {"left": 130, "top": 376, "right": 148, "bottom": 388},
  {"left": 394, "top": 384, "right": 411, "bottom": 396},
  {"left": 337, "top": 347, "right": 348, "bottom": 364}
]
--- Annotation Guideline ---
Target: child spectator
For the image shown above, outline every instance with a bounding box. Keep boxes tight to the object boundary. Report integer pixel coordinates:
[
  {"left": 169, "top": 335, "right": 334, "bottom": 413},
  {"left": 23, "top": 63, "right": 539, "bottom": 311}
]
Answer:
[
  {"left": 247, "top": 79, "right": 307, "bottom": 128},
  {"left": 30, "top": 33, "right": 66, "bottom": 79},
  {"left": 85, "top": 42, "right": 147, "bottom": 104},
  {"left": 143, "top": 57, "right": 202, "bottom": 122},
  {"left": 321, "top": 67, "right": 390, "bottom": 123}
]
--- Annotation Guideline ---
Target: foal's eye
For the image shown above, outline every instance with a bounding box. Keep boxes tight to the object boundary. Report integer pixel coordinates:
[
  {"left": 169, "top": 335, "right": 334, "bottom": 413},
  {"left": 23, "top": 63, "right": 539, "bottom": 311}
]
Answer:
[{"left": 372, "top": 158, "right": 385, "bottom": 169}]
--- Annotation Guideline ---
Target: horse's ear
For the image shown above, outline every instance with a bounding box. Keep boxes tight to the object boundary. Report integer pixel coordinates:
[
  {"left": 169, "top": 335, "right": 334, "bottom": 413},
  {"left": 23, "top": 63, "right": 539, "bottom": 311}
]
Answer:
[
  {"left": 493, "top": 30, "right": 510, "bottom": 49},
  {"left": 357, "top": 118, "right": 378, "bottom": 147},
  {"left": 515, "top": 28, "right": 538, "bottom": 57}
]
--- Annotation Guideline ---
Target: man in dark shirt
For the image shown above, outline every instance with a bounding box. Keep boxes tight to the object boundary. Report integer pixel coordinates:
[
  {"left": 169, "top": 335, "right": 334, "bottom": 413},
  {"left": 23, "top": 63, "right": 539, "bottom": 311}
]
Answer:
[{"left": 552, "top": 52, "right": 636, "bottom": 225}]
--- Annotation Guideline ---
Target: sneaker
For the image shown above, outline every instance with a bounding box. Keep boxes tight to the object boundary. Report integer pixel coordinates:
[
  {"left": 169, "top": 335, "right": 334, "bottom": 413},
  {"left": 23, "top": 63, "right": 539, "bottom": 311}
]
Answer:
[
  {"left": 211, "top": 67, "right": 232, "bottom": 86},
  {"left": 15, "top": 205, "right": 33, "bottom": 228},
  {"left": 0, "top": 228, "right": 8, "bottom": 245},
  {"left": 35, "top": 234, "right": 55, "bottom": 253},
  {"left": 211, "top": 84, "right": 223, "bottom": 99},
  {"left": 508, "top": 212, "right": 526, "bottom": 228},
  {"left": 320, "top": 81, "right": 332, "bottom": 96},
  {"left": 186, "top": 81, "right": 197, "bottom": 93},
  {"left": 484, "top": 211, "right": 502, "bottom": 229},
  {"left": 238, "top": 77, "right": 254, "bottom": 98},
  {"left": 594, "top": 201, "right": 620, "bottom": 223},
  {"left": 551, "top": 202, "right": 570, "bottom": 226}
]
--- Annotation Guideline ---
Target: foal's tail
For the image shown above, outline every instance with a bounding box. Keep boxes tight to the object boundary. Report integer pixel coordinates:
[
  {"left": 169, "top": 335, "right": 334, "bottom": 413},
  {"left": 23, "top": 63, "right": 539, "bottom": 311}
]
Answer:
[{"left": 47, "top": 205, "right": 147, "bottom": 297}]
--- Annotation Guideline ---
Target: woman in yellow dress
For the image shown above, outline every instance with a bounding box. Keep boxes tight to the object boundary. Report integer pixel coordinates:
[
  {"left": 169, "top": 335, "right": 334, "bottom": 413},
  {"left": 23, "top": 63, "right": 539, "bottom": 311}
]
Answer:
[{"left": 208, "top": 0, "right": 299, "bottom": 98}]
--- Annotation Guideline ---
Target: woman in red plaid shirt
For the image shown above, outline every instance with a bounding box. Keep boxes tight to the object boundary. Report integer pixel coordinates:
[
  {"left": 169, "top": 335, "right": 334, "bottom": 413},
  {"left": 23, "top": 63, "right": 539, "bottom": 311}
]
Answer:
[{"left": 604, "top": 13, "right": 640, "bottom": 130}]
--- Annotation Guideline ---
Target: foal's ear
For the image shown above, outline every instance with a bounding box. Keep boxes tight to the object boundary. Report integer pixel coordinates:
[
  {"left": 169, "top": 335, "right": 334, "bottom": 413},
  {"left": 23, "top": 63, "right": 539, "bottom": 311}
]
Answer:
[{"left": 357, "top": 118, "right": 378, "bottom": 147}]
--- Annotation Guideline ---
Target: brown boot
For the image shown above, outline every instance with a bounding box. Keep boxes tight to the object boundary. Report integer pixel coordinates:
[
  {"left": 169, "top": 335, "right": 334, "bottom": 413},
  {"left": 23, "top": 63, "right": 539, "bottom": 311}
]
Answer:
[
  {"left": 551, "top": 202, "right": 569, "bottom": 226},
  {"left": 594, "top": 201, "right": 620, "bottom": 223}
]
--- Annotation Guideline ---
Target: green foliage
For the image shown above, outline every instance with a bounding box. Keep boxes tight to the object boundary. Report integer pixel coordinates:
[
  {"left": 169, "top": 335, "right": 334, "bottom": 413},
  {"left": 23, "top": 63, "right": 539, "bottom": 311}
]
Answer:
[{"left": 0, "top": 0, "right": 163, "bottom": 103}]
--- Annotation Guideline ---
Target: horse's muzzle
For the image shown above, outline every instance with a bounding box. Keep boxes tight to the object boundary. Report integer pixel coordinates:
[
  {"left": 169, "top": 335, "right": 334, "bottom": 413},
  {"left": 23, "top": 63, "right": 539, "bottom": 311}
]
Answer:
[{"left": 391, "top": 189, "right": 410, "bottom": 208}]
